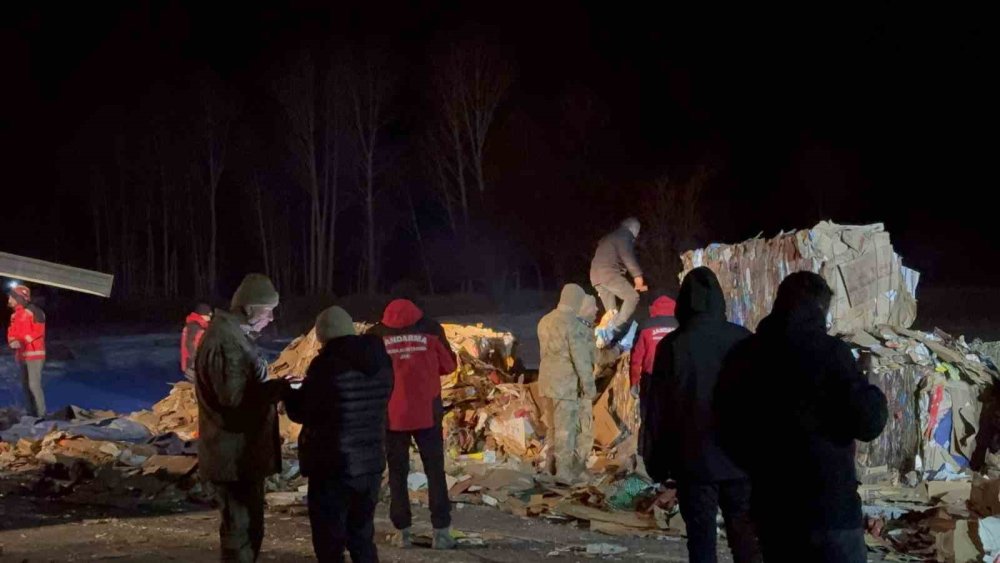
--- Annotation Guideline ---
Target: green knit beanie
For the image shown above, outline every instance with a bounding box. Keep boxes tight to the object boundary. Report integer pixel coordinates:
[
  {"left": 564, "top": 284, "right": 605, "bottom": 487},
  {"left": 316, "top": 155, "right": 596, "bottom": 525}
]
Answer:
[
  {"left": 230, "top": 274, "right": 280, "bottom": 310},
  {"left": 315, "top": 306, "right": 356, "bottom": 343}
]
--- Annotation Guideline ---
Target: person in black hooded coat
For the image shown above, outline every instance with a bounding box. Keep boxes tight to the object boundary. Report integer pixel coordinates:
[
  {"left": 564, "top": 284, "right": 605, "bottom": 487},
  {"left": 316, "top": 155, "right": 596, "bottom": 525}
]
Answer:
[
  {"left": 285, "top": 306, "right": 394, "bottom": 563},
  {"left": 716, "top": 272, "right": 888, "bottom": 563},
  {"left": 642, "top": 267, "right": 761, "bottom": 563}
]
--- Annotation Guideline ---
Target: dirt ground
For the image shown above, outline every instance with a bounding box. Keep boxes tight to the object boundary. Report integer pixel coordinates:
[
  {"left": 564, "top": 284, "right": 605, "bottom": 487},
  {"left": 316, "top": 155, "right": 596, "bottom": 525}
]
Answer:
[{"left": 0, "top": 494, "right": 707, "bottom": 562}]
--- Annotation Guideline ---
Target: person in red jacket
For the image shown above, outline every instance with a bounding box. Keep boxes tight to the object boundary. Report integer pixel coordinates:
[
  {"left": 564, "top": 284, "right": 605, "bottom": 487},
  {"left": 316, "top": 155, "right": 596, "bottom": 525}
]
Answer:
[
  {"left": 180, "top": 303, "right": 212, "bottom": 382},
  {"left": 368, "top": 299, "right": 458, "bottom": 550},
  {"left": 634, "top": 295, "right": 678, "bottom": 463},
  {"left": 630, "top": 295, "right": 679, "bottom": 393},
  {"left": 7, "top": 284, "right": 47, "bottom": 417}
]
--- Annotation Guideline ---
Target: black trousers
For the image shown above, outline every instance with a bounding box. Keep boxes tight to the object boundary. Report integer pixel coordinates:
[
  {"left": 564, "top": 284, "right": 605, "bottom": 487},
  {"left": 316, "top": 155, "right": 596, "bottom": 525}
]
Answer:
[
  {"left": 214, "top": 479, "right": 265, "bottom": 563},
  {"left": 677, "top": 479, "right": 761, "bottom": 563},
  {"left": 759, "top": 526, "right": 866, "bottom": 563},
  {"left": 308, "top": 474, "right": 381, "bottom": 563},
  {"left": 386, "top": 424, "right": 451, "bottom": 530}
]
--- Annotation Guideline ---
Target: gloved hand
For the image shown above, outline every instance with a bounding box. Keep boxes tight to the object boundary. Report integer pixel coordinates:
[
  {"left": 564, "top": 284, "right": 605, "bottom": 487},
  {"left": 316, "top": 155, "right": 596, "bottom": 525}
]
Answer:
[
  {"left": 618, "top": 321, "right": 639, "bottom": 352},
  {"left": 630, "top": 384, "right": 640, "bottom": 399},
  {"left": 595, "top": 325, "right": 616, "bottom": 349},
  {"left": 9, "top": 340, "right": 21, "bottom": 349}
]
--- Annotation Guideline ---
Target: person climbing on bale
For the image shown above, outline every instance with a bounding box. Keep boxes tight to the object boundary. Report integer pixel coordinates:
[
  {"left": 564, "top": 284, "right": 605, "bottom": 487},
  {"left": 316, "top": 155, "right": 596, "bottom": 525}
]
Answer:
[
  {"left": 180, "top": 303, "right": 212, "bottom": 382},
  {"left": 195, "top": 273, "right": 292, "bottom": 562},
  {"left": 7, "top": 284, "right": 47, "bottom": 418},
  {"left": 285, "top": 306, "right": 393, "bottom": 563},
  {"left": 590, "top": 217, "right": 647, "bottom": 346},
  {"left": 373, "top": 298, "right": 458, "bottom": 550}
]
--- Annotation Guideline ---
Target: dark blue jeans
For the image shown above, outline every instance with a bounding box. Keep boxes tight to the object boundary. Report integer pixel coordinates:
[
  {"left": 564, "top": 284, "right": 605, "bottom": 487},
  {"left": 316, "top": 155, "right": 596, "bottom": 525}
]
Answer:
[
  {"left": 759, "top": 526, "right": 866, "bottom": 563},
  {"left": 677, "top": 479, "right": 762, "bottom": 563},
  {"left": 307, "top": 474, "right": 381, "bottom": 563}
]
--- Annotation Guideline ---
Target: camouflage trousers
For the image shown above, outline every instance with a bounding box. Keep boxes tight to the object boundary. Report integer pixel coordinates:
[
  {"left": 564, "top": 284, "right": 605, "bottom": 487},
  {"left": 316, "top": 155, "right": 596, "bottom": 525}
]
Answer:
[{"left": 550, "top": 398, "right": 593, "bottom": 482}]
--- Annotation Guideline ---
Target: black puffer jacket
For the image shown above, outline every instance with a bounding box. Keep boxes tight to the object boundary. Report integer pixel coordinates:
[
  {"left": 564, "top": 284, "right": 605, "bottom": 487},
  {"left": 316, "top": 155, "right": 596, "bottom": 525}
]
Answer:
[
  {"left": 717, "top": 272, "right": 888, "bottom": 531},
  {"left": 285, "top": 334, "right": 393, "bottom": 479},
  {"left": 642, "top": 267, "right": 750, "bottom": 483}
]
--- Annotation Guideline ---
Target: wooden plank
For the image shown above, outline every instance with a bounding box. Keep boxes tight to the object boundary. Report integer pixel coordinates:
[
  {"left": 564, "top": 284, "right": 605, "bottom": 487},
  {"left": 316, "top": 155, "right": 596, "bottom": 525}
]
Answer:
[{"left": 0, "top": 252, "right": 114, "bottom": 297}]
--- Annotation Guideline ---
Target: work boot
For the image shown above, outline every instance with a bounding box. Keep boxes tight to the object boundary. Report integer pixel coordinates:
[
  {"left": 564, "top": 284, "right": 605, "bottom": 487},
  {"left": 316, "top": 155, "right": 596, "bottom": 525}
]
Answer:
[
  {"left": 432, "top": 527, "right": 457, "bottom": 550},
  {"left": 393, "top": 528, "right": 412, "bottom": 549}
]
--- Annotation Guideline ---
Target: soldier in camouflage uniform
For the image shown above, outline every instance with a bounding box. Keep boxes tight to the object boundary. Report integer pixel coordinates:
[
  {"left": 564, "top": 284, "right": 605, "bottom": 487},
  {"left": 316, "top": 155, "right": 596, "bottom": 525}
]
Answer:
[{"left": 537, "top": 284, "right": 599, "bottom": 484}]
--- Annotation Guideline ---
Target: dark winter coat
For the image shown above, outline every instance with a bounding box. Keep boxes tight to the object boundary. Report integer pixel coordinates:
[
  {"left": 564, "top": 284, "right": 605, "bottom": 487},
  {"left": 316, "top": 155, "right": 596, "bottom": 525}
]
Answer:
[
  {"left": 285, "top": 334, "right": 394, "bottom": 479},
  {"left": 642, "top": 267, "right": 750, "bottom": 484},
  {"left": 195, "top": 309, "right": 284, "bottom": 482},
  {"left": 716, "top": 274, "right": 888, "bottom": 531},
  {"left": 589, "top": 226, "right": 643, "bottom": 286}
]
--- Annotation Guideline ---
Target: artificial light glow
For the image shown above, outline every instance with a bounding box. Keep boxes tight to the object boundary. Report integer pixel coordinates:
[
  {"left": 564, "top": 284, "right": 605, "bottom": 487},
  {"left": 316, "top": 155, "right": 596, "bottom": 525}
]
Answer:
[{"left": 6, "top": 280, "right": 19, "bottom": 289}]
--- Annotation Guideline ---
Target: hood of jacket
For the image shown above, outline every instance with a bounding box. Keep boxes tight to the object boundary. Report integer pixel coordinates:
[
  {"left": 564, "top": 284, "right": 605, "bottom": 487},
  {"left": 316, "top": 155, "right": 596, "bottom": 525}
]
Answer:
[
  {"left": 675, "top": 267, "right": 726, "bottom": 326},
  {"left": 186, "top": 312, "right": 210, "bottom": 328},
  {"left": 382, "top": 299, "right": 423, "bottom": 329},
  {"left": 649, "top": 296, "right": 677, "bottom": 318},
  {"left": 757, "top": 271, "right": 830, "bottom": 336}
]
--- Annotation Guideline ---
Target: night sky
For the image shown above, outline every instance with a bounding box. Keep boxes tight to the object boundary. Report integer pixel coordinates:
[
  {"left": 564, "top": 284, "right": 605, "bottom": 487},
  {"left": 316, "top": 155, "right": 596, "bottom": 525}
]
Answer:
[{"left": 1, "top": 3, "right": 995, "bottom": 295}]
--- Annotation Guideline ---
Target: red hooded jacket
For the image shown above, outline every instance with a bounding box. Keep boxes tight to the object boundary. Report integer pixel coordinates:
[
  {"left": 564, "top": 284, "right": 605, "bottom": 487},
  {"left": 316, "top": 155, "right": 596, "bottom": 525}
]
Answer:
[
  {"left": 180, "top": 312, "right": 210, "bottom": 374},
  {"left": 377, "top": 299, "right": 457, "bottom": 431},
  {"left": 629, "top": 296, "right": 678, "bottom": 385},
  {"left": 8, "top": 304, "right": 46, "bottom": 363}
]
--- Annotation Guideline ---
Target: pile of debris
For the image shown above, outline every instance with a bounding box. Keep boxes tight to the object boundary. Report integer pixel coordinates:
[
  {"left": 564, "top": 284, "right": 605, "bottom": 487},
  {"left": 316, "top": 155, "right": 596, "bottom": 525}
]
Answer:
[
  {"left": 863, "top": 472, "right": 1000, "bottom": 561},
  {"left": 0, "top": 409, "right": 202, "bottom": 508},
  {"left": 271, "top": 322, "right": 542, "bottom": 463},
  {"left": 851, "top": 327, "right": 1000, "bottom": 478},
  {"left": 681, "top": 222, "right": 921, "bottom": 334},
  {"left": 847, "top": 330, "right": 1000, "bottom": 560}
]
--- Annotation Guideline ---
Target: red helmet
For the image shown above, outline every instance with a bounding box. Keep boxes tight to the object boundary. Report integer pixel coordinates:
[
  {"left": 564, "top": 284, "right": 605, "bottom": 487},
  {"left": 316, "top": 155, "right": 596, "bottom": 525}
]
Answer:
[{"left": 9, "top": 284, "right": 30, "bottom": 304}]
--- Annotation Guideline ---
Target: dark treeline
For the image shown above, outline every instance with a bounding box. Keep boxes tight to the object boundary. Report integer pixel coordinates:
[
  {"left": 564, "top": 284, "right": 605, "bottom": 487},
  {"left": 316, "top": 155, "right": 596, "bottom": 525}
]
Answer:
[{"left": 52, "top": 10, "right": 707, "bottom": 301}]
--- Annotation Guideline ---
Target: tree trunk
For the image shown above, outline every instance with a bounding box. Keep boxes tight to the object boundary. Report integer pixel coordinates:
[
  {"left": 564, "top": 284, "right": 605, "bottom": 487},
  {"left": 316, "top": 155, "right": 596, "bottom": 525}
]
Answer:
[
  {"left": 146, "top": 201, "right": 155, "bottom": 296},
  {"left": 92, "top": 199, "right": 103, "bottom": 272},
  {"left": 407, "top": 187, "right": 434, "bottom": 295},
  {"left": 325, "top": 130, "right": 339, "bottom": 293},
  {"left": 254, "top": 177, "right": 271, "bottom": 277},
  {"left": 365, "top": 155, "right": 376, "bottom": 295},
  {"left": 208, "top": 181, "right": 217, "bottom": 298}
]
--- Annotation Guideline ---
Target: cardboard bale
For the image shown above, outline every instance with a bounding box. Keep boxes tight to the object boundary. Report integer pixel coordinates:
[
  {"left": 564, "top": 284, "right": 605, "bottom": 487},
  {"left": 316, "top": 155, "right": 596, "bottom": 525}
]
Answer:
[{"left": 680, "top": 222, "right": 919, "bottom": 334}]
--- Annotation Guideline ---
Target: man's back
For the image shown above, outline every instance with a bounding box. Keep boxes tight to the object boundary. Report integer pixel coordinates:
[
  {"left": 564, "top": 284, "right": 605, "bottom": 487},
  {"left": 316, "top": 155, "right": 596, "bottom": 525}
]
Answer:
[
  {"left": 373, "top": 299, "right": 456, "bottom": 432},
  {"left": 590, "top": 227, "right": 641, "bottom": 285},
  {"left": 537, "top": 307, "right": 591, "bottom": 400},
  {"left": 646, "top": 306, "right": 749, "bottom": 482},
  {"left": 286, "top": 334, "right": 393, "bottom": 479},
  {"left": 717, "top": 274, "right": 888, "bottom": 536}
]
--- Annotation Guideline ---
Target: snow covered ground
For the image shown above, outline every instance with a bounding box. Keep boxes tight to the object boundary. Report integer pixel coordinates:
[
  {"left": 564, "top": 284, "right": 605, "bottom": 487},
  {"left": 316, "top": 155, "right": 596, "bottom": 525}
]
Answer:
[
  {"left": 0, "top": 333, "right": 292, "bottom": 415},
  {"left": 0, "top": 311, "right": 543, "bottom": 416}
]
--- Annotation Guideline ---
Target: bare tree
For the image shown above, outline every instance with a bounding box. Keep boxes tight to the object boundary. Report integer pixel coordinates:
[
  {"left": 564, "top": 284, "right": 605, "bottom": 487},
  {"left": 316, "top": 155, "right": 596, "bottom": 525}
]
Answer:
[
  {"left": 192, "top": 75, "right": 233, "bottom": 297},
  {"left": 274, "top": 50, "right": 348, "bottom": 294},
  {"left": 430, "top": 42, "right": 513, "bottom": 292},
  {"left": 422, "top": 128, "right": 459, "bottom": 235},
  {"left": 639, "top": 168, "right": 709, "bottom": 290},
  {"left": 346, "top": 48, "right": 395, "bottom": 295},
  {"left": 451, "top": 43, "right": 513, "bottom": 196}
]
